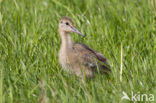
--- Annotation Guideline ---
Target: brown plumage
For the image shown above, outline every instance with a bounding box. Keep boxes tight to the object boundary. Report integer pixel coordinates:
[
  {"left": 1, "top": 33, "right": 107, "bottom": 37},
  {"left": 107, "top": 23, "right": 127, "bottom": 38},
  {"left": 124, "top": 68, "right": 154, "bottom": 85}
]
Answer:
[{"left": 58, "top": 16, "right": 111, "bottom": 78}]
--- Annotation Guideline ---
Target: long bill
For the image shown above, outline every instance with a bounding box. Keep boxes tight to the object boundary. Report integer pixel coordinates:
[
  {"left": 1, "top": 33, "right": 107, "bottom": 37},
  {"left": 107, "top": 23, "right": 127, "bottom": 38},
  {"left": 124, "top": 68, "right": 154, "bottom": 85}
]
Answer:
[{"left": 72, "top": 27, "right": 85, "bottom": 37}]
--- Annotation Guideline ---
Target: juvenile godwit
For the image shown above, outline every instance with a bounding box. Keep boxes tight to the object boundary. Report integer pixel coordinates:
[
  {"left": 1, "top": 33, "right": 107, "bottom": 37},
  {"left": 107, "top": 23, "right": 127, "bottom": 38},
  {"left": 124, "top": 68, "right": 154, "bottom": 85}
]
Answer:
[{"left": 58, "top": 17, "right": 111, "bottom": 78}]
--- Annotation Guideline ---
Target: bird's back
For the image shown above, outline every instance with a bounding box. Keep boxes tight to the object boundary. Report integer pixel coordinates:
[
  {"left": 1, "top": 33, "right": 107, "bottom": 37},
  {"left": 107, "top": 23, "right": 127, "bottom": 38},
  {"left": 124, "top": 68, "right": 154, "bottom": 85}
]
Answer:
[{"left": 68, "top": 43, "right": 111, "bottom": 76}]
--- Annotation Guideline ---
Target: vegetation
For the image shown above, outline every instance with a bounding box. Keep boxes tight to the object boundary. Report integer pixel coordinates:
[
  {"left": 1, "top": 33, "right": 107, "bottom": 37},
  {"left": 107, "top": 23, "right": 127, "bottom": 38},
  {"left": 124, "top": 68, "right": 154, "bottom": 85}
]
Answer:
[{"left": 0, "top": 0, "right": 155, "bottom": 103}]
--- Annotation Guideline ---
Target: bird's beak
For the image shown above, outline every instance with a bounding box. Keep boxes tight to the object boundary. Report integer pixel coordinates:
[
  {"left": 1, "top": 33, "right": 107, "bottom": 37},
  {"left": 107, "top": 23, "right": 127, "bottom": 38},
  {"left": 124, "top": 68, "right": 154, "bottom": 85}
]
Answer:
[{"left": 72, "top": 27, "right": 85, "bottom": 37}]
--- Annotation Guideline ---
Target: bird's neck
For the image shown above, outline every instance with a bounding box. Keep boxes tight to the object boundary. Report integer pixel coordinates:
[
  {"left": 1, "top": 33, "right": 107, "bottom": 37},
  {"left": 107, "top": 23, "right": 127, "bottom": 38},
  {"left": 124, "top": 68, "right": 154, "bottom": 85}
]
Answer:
[{"left": 59, "top": 30, "right": 73, "bottom": 50}]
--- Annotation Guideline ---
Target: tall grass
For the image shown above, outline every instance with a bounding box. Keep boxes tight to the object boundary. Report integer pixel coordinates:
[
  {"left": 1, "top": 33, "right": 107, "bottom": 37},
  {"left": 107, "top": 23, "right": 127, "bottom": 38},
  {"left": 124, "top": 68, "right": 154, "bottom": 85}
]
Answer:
[{"left": 0, "top": 0, "right": 155, "bottom": 103}]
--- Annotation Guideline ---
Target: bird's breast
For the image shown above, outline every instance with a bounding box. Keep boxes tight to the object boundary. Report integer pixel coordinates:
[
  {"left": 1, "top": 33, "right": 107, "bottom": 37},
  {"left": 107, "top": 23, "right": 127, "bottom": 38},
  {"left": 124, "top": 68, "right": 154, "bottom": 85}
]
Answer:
[{"left": 58, "top": 48, "right": 70, "bottom": 70}]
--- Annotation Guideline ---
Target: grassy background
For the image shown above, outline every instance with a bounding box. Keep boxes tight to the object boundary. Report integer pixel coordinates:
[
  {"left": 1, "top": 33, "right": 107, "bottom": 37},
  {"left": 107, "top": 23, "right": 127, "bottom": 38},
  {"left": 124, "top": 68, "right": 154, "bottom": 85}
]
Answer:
[{"left": 0, "top": 0, "right": 156, "bottom": 103}]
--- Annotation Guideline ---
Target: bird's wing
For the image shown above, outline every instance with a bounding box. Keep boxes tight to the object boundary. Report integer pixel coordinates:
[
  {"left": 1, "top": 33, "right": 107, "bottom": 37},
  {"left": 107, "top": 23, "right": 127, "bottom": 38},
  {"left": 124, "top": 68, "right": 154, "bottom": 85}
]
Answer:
[{"left": 72, "top": 43, "right": 111, "bottom": 73}]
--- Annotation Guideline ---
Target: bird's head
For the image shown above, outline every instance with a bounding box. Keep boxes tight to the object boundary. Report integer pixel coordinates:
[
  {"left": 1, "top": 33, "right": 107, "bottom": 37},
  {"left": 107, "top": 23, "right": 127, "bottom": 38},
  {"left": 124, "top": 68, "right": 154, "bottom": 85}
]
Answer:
[{"left": 59, "top": 16, "right": 85, "bottom": 37}]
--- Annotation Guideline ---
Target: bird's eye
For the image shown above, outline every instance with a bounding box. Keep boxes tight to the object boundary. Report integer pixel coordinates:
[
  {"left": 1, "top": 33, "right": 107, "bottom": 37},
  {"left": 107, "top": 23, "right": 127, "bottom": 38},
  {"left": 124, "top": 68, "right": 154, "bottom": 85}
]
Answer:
[{"left": 65, "top": 22, "right": 69, "bottom": 25}]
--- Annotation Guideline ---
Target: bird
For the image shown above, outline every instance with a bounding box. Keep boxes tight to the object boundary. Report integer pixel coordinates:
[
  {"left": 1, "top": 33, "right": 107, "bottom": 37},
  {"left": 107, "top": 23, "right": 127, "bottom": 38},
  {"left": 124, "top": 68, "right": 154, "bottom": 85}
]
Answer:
[{"left": 58, "top": 16, "right": 111, "bottom": 78}]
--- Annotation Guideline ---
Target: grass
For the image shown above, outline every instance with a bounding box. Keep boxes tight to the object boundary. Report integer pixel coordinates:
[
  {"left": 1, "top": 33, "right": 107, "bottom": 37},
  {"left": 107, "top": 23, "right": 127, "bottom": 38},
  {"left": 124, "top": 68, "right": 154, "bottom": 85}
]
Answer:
[{"left": 0, "top": 0, "right": 156, "bottom": 103}]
